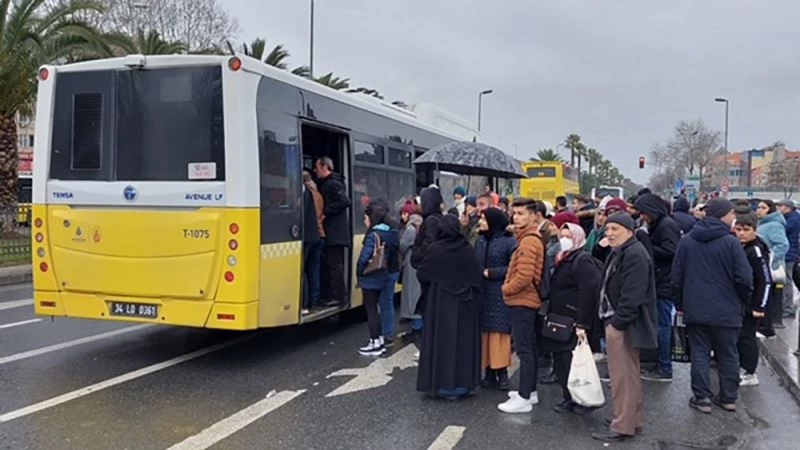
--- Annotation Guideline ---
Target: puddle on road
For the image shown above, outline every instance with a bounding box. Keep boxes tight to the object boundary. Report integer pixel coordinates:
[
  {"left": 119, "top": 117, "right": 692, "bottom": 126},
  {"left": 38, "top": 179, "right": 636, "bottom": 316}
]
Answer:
[{"left": 656, "top": 434, "right": 740, "bottom": 450}]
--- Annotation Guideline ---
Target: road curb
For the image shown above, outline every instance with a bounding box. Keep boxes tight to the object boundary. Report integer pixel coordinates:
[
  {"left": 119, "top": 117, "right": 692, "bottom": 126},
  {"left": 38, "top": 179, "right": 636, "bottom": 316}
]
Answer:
[
  {"left": 0, "top": 265, "right": 32, "bottom": 287},
  {"left": 758, "top": 324, "right": 800, "bottom": 407}
]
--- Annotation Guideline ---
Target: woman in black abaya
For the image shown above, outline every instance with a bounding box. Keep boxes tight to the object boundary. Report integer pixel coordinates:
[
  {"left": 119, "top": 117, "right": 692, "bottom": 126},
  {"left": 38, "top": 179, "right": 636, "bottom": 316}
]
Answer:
[{"left": 415, "top": 214, "right": 483, "bottom": 400}]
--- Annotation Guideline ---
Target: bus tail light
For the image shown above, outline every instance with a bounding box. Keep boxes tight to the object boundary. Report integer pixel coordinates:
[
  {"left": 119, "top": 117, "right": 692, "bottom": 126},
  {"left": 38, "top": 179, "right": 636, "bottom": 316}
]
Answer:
[
  {"left": 34, "top": 218, "right": 43, "bottom": 228},
  {"left": 217, "top": 313, "right": 235, "bottom": 321},
  {"left": 229, "top": 223, "right": 239, "bottom": 234},
  {"left": 38, "top": 67, "right": 49, "bottom": 80},
  {"left": 228, "top": 57, "right": 242, "bottom": 71},
  {"left": 37, "top": 248, "right": 46, "bottom": 258},
  {"left": 227, "top": 255, "right": 237, "bottom": 267},
  {"left": 224, "top": 271, "right": 235, "bottom": 282},
  {"left": 40, "top": 301, "right": 56, "bottom": 308},
  {"left": 35, "top": 233, "right": 44, "bottom": 243},
  {"left": 228, "top": 239, "right": 238, "bottom": 250},
  {"left": 39, "top": 262, "right": 49, "bottom": 272}
]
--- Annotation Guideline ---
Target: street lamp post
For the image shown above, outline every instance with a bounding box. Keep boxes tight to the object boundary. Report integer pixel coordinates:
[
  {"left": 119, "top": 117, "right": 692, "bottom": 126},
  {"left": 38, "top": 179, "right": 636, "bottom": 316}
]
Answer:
[
  {"left": 309, "top": 0, "right": 315, "bottom": 78},
  {"left": 477, "top": 89, "right": 493, "bottom": 131},
  {"left": 715, "top": 97, "right": 730, "bottom": 190}
]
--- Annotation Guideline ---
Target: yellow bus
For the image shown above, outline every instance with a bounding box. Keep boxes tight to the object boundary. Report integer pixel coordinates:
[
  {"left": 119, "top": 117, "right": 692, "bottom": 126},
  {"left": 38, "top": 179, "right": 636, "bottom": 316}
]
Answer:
[
  {"left": 30, "top": 54, "right": 480, "bottom": 330},
  {"left": 519, "top": 161, "right": 580, "bottom": 205}
]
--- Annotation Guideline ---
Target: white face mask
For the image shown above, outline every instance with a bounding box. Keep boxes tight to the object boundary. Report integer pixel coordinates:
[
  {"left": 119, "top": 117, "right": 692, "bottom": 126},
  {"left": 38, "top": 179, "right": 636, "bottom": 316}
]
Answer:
[{"left": 559, "top": 237, "right": 574, "bottom": 251}]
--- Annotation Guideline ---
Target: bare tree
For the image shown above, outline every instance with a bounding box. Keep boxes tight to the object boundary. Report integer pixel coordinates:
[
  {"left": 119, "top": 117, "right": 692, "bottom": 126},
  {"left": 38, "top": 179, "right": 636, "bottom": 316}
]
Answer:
[
  {"left": 650, "top": 119, "right": 722, "bottom": 189},
  {"left": 767, "top": 158, "right": 800, "bottom": 197},
  {"left": 47, "top": 0, "right": 240, "bottom": 52}
]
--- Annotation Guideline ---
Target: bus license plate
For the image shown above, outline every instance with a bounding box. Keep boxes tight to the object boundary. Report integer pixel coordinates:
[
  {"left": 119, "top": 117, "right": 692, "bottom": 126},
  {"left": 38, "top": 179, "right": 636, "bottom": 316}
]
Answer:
[{"left": 109, "top": 302, "right": 159, "bottom": 319}]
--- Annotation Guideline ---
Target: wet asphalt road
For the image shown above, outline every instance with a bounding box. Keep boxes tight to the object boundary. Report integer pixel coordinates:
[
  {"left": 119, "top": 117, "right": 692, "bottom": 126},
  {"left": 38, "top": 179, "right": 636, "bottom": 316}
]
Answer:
[{"left": 1, "top": 283, "right": 799, "bottom": 450}]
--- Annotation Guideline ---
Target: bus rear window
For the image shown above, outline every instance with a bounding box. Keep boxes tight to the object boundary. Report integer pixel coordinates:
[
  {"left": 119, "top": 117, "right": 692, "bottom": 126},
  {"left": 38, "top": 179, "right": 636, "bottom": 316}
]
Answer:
[
  {"left": 526, "top": 167, "right": 556, "bottom": 178},
  {"left": 49, "top": 66, "right": 225, "bottom": 181}
]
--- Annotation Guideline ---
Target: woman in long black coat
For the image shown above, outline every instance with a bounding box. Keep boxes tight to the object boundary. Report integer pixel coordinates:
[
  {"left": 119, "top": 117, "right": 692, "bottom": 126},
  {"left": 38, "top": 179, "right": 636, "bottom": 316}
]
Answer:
[
  {"left": 542, "top": 222, "right": 602, "bottom": 414},
  {"left": 475, "top": 208, "right": 517, "bottom": 390},
  {"left": 416, "top": 214, "right": 483, "bottom": 400}
]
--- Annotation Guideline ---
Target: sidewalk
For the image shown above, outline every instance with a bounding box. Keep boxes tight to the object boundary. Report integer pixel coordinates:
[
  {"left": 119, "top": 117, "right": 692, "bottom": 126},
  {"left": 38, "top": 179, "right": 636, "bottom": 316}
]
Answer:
[
  {"left": 759, "top": 313, "right": 800, "bottom": 405},
  {"left": 0, "top": 264, "right": 32, "bottom": 286}
]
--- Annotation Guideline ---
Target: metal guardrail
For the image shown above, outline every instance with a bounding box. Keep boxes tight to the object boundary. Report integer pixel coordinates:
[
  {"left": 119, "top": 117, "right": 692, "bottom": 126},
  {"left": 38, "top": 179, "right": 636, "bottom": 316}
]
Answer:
[{"left": 0, "top": 204, "right": 32, "bottom": 265}]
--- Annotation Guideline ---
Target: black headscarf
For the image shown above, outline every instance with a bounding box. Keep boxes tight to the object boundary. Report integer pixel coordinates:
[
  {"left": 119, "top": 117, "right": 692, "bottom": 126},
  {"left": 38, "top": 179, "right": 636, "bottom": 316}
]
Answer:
[
  {"left": 481, "top": 207, "right": 509, "bottom": 238},
  {"left": 416, "top": 214, "right": 482, "bottom": 288},
  {"left": 420, "top": 187, "right": 444, "bottom": 218}
]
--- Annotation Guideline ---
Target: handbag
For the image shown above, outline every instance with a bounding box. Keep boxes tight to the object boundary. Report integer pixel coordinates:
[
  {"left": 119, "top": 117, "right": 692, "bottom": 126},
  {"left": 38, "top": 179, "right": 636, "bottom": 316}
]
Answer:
[
  {"left": 541, "top": 312, "right": 576, "bottom": 342},
  {"left": 362, "top": 233, "right": 387, "bottom": 276}
]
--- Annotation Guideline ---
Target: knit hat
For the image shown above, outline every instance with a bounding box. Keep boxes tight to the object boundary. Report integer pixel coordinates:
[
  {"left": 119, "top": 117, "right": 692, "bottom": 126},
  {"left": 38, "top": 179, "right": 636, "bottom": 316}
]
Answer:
[
  {"left": 606, "top": 212, "right": 636, "bottom": 231},
  {"left": 605, "top": 198, "right": 628, "bottom": 215},
  {"left": 552, "top": 211, "right": 580, "bottom": 228},
  {"left": 465, "top": 195, "right": 478, "bottom": 207},
  {"left": 453, "top": 186, "right": 467, "bottom": 198},
  {"left": 401, "top": 200, "right": 418, "bottom": 216},
  {"left": 706, "top": 198, "right": 734, "bottom": 219}
]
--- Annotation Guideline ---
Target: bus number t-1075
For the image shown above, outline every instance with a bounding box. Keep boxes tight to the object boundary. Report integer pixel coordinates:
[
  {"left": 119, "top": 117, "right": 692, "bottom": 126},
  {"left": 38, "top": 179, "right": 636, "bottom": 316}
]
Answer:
[{"left": 183, "top": 229, "right": 210, "bottom": 239}]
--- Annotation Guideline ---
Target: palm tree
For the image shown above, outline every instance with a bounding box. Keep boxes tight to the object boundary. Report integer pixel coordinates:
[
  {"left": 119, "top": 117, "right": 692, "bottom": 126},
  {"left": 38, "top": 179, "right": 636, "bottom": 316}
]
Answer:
[
  {"left": 314, "top": 72, "right": 350, "bottom": 90},
  {"left": 0, "top": 0, "right": 106, "bottom": 207},
  {"left": 535, "top": 148, "right": 562, "bottom": 161},
  {"left": 346, "top": 87, "right": 383, "bottom": 100},
  {"left": 103, "top": 29, "right": 186, "bottom": 55},
  {"left": 586, "top": 148, "right": 600, "bottom": 175},
  {"left": 226, "top": 38, "right": 290, "bottom": 69},
  {"left": 563, "top": 133, "right": 582, "bottom": 168}
]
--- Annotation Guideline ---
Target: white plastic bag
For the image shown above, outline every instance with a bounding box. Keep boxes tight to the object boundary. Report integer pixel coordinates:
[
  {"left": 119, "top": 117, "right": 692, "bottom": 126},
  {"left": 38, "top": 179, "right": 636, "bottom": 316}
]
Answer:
[{"left": 567, "top": 334, "right": 606, "bottom": 407}]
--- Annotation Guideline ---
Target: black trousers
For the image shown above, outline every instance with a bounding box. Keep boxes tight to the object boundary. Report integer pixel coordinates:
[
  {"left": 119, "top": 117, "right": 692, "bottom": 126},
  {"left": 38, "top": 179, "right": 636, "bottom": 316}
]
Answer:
[
  {"left": 325, "top": 245, "right": 346, "bottom": 303},
  {"left": 552, "top": 350, "right": 573, "bottom": 401},
  {"left": 363, "top": 289, "right": 381, "bottom": 339},
  {"left": 510, "top": 306, "right": 538, "bottom": 399},
  {"left": 688, "top": 325, "right": 740, "bottom": 403},
  {"left": 737, "top": 315, "right": 759, "bottom": 374}
]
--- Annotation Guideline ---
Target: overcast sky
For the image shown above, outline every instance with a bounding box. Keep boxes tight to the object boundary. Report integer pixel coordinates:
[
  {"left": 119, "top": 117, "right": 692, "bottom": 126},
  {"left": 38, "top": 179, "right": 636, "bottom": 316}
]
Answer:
[{"left": 221, "top": 0, "right": 800, "bottom": 183}]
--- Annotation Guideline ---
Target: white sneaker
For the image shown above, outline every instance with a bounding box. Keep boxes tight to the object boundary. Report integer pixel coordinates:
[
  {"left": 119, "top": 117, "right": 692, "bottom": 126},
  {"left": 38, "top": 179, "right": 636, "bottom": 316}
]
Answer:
[
  {"left": 498, "top": 394, "right": 534, "bottom": 413},
  {"left": 740, "top": 373, "right": 760, "bottom": 387},
  {"left": 358, "top": 339, "right": 385, "bottom": 356},
  {"left": 507, "top": 390, "right": 519, "bottom": 399}
]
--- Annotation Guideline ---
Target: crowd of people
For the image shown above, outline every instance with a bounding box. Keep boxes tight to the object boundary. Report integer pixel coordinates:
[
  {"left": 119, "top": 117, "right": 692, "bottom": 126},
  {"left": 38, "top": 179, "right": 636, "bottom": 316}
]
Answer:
[{"left": 304, "top": 157, "right": 800, "bottom": 443}]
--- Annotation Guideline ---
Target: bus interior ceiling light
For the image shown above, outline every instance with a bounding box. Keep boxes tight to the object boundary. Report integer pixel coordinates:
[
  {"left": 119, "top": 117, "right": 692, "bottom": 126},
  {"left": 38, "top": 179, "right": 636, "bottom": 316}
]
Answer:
[{"left": 124, "top": 54, "right": 147, "bottom": 69}]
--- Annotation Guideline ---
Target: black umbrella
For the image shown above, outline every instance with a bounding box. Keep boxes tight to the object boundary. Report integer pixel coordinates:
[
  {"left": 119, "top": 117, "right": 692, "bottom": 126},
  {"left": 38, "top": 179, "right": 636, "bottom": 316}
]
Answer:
[{"left": 413, "top": 141, "right": 527, "bottom": 179}]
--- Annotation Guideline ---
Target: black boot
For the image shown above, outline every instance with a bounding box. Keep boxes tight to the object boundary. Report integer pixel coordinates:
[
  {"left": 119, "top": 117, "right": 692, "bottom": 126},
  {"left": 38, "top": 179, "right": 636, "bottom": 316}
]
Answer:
[
  {"left": 481, "top": 368, "right": 497, "bottom": 389},
  {"left": 496, "top": 368, "right": 510, "bottom": 391}
]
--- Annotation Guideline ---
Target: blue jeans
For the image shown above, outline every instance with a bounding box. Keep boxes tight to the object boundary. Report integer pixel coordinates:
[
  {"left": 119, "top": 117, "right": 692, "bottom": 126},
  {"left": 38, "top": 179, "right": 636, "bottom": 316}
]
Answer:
[
  {"left": 379, "top": 272, "right": 399, "bottom": 338},
  {"left": 304, "top": 238, "right": 324, "bottom": 309},
  {"left": 657, "top": 299, "right": 674, "bottom": 376}
]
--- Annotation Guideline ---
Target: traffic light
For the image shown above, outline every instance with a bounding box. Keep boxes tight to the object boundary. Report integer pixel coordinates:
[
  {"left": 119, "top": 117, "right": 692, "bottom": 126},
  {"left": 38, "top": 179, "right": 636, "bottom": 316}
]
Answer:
[{"left": 639, "top": 156, "right": 645, "bottom": 169}]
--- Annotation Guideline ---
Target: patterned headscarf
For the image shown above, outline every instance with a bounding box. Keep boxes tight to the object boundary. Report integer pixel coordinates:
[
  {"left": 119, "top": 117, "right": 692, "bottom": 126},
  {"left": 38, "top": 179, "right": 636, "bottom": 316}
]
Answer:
[{"left": 557, "top": 222, "right": 587, "bottom": 264}]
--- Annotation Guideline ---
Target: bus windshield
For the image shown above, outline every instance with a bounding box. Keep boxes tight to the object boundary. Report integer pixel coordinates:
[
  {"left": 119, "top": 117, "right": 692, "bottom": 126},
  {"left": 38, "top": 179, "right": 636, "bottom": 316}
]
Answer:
[{"left": 49, "top": 66, "right": 225, "bottom": 182}]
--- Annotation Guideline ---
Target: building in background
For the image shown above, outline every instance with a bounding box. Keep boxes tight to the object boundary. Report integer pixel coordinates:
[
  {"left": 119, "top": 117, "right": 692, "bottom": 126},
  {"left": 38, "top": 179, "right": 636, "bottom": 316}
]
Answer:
[{"left": 15, "top": 112, "right": 34, "bottom": 203}]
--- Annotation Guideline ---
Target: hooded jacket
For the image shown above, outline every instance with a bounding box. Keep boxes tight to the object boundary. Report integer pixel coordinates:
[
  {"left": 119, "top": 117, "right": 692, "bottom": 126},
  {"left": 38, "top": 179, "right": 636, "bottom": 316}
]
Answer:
[
  {"left": 672, "top": 217, "right": 753, "bottom": 327},
  {"left": 317, "top": 172, "right": 351, "bottom": 247},
  {"left": 634, "top": 194, "right": 681, "bottom": 300},
  {"left": 357, "top": 223, "right": 400, "bottom": 290},
  {"left": 758, "top": 211, "right": 789, "bottom": 267},
  {"left": 783, "top": 210, "right": 800, "bottom": 263},
  {"left": 671, "top": 196, "right": 697, "bottom": 235}
]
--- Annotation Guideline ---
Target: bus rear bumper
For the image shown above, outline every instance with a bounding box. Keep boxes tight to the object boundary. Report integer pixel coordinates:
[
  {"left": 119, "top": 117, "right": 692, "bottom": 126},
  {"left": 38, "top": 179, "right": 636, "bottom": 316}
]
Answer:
[{"left": 33, "top": 291, "right": 259, "bottom": 330}]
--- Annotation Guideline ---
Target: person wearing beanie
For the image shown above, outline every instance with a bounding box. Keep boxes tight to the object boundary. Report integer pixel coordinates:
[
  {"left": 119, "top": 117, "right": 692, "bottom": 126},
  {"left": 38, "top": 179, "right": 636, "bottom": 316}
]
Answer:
[
  {"left": 776, "top": 199, "right": 800, "bottom": 317},
  {"left": 672, "top": 196, "right": 698, "bottom": 235},
  {"left": 552, "top": 211, "right": 580, "bottom": 229},
  {"left": 634, "top": 194, "right": 682, "bottom": 382},
  {"left": 672, "top": 197, "right": 753, "bottom": 414},
  {"left": 453, "top": 186, "right": 467, "bottom": 217},
  {"left": 593, "top": 212, "right": 657, "bottom": 442},
  {"left": 462, "top": 196, "right": 482, "bottom": 247}
]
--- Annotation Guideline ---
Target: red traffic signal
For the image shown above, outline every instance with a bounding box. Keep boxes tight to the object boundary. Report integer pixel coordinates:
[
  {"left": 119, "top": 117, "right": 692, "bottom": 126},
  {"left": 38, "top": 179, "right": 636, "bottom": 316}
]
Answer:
[{"left": 638, "top": 156, "right": 645, "bottom": 169}]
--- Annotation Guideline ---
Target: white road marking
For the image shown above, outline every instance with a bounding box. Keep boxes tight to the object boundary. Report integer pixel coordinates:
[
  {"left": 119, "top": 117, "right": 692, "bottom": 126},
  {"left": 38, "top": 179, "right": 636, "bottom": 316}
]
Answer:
[
  {"left": 0, "top": 333, "right": 258, "bottom": 423},
  {"left": 326, "top": 343, "right": 418, "bottom": 397},
  {"left": 427, "top": 426, "right": 466, "bottom": 450},
  {"left": 166, "top": 389, "right": 306, "bottom": 450},
  {"left": 0, "top": 299, "right": 33, "bottom": 311},
  {"left": 0, "top": 319, "right": 42, "bottom": 330},
  {"left": 0, "top": 324, "right": 153, "bottom": 366}
]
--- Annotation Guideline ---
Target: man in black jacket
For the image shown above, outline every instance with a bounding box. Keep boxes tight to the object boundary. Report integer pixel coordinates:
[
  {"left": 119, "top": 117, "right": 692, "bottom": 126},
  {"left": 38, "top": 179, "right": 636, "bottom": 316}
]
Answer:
[
  {"left": 593, "top": 212, "right": 658, "bottom": 443},
  {"left": 672, "top": 198, "right": 752, "bottom": 414},
  {"left": 315, "top": 157, "right": 352, "bottom": 308},
  {"left": 634, "top": 194, "right": 681, "bottom": 382}
]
